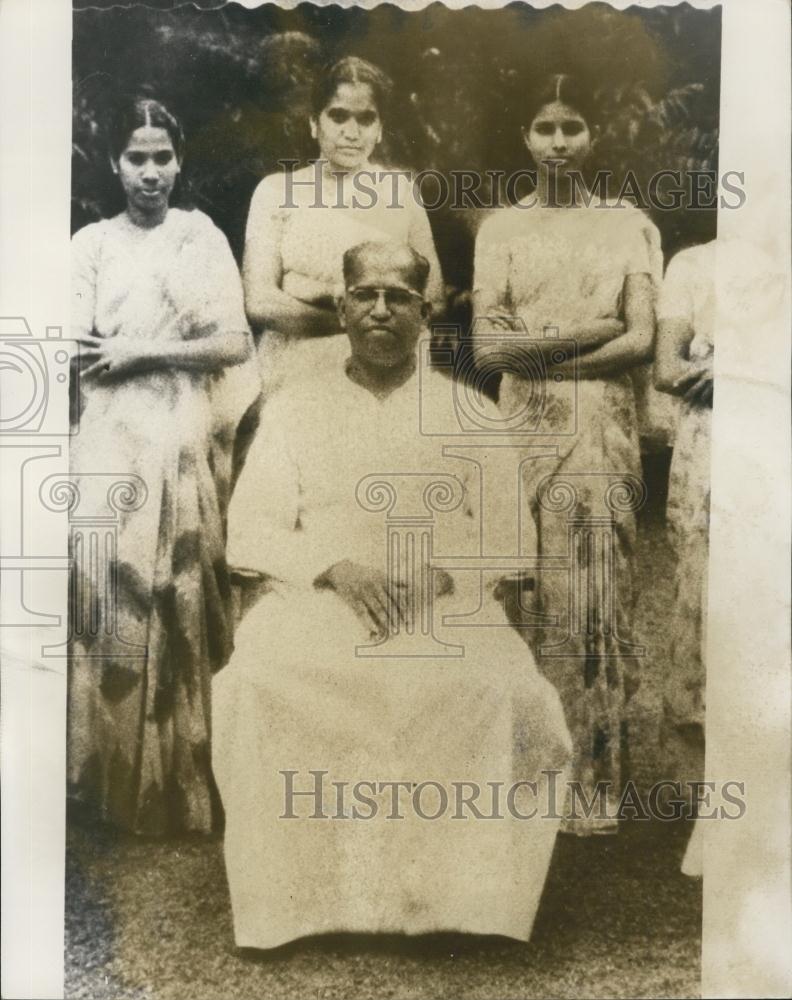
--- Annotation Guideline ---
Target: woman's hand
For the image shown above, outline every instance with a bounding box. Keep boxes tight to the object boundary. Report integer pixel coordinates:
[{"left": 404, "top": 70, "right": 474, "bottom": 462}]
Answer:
[
  {"left": 676, "top": 359, "right": 713, "bottom": 407},
  {"left": 78, "top": 327, "right": 250, "bottom": 380},
  {"left": 684, "top": 374, "right": 713, "bottom": 407},
  {"left": 78, "top": 333, "right": 152, "bottom": 381},
  {"left": 471, "top": 312, "right": 525, "bottom": 367},
  {"left": 485, "top": 313, "right": 521, "bottom": 332}
]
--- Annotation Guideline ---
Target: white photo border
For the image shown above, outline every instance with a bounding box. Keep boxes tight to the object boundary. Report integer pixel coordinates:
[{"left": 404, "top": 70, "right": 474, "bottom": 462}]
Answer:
[{"left": 0, "top": 1, "right": 789, "bottom": 997}]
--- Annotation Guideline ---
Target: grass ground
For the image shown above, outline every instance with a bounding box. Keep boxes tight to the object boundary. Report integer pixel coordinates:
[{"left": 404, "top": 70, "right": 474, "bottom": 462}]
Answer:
[
  {"left": 65, "top": 818, "right": 700, "bottom": 1000},
  {"left": 65, "top": 451, "right": 700, "bottom": 999}
]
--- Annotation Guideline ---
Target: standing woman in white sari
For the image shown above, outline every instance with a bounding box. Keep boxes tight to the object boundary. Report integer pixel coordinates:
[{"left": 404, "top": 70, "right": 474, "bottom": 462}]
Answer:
[
  {"left": 69, "top": 98, "right": 258, "bottom": 835},
  {"left": 242, "top": 56, "right": 444, "bottom": 394},
  {"left": 473, "top": 74, "right": 660, "bottom": 835}
]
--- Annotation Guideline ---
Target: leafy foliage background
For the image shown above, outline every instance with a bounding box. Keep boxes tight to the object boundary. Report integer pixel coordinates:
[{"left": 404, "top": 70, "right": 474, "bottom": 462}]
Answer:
[{"left": 73, "top": 1, "right": 721, "bottom": 306}]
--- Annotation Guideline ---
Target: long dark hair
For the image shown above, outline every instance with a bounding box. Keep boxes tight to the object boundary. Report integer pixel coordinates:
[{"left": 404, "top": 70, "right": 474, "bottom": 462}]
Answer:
[
  {"left": 520, "top": 72, "right": 599, "bottom": 133},
  {"left": 107, "top": 96, "right": 192, "bottom": 211},
  {"left": 109, "top": 97, "right": 185, "bottom": 163},
  {"left": 310, "top": 56, "right": 394, "bottom": 124}
]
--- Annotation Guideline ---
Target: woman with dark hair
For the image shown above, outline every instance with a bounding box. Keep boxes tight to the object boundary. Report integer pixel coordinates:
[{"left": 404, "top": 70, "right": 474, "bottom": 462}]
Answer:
[
  {"left": 69, "top": 97, "right": 259, "bottom": 835},
  {"left": 243, "top": 55, "right": 444, "bottom": 392},
  {"left": 473, "top": 73, "right": 662, "bottom": 835}
]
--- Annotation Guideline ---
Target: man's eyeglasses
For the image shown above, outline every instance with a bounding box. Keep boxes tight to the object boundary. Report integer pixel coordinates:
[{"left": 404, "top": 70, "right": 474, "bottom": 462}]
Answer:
[{"left": 347, "top": 286, "right": 424, "bottom": 310}]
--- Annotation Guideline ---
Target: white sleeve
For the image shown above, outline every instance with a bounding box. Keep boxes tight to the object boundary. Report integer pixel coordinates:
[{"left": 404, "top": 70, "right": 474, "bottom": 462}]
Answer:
[
  {"left": 226, "top": 399, "right": 349, "bottom": 588},
  {"left": 621, "top": 210, "right": 655, "bottom": 279},
  {"left": 242, "top": 173, "right": 288, "bottom": 291},
  {"left": 71, "top": 224, "right": 100, "bottom": 337},
  {"left": 657, "top": 248, "right": 696, "bottom": 323}
]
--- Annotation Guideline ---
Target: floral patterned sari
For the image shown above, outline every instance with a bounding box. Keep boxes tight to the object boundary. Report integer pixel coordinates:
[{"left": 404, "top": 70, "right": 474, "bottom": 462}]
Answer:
[{"left": 474, "top": 202, "right": 661, "bottom": 834}]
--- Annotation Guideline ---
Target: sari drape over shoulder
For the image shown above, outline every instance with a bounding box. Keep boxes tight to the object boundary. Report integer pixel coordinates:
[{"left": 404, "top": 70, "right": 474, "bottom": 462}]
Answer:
[
  {"left": 244, "top": 166, "right": 444, "bottom": 394},
  {"left": 473, "top": 202, "right": 661, "bottom": 834},
  {"left": 68, "top": 208, "right": 260, "bottom": 835}
]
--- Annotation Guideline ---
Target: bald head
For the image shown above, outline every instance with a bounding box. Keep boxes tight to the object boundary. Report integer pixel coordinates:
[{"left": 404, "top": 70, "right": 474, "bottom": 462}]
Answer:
[{"left": 342, "top": 241, "right": 430, "bottom": 296}]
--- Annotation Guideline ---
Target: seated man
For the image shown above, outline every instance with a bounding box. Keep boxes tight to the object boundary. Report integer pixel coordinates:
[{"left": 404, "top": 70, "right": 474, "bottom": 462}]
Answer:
[{"left": 213, "top": 241, "right": 571, "bottom": 950}]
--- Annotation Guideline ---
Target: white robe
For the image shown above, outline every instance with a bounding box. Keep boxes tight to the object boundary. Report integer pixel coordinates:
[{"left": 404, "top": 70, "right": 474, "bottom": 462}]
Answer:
[{"left": 213, "top": 338, "right": 572, "bottom": 949}]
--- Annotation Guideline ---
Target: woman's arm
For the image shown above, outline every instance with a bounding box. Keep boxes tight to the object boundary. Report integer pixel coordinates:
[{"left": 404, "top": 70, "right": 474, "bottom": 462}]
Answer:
[
  {"left": 471, "top": 219, "right": 629, "bottom": 368},
  {"left": 565, "top": 317, "right": 628, "bottom": 349},
  {"left": 406, "top": 189, "right": 446, "bottom": 317},
  {"left": 78, "top": 327, "right": 251, "bottom": 380},
  {"left": 655, "top": 316, "right": 699, "bottom": 394},
  {"left": 81, "top": 213, "right": 255, "bottom": 379},
  {"left": 471, "top": 293, "right": 632, "bottom": 371},
  {"left": 473, "top": 208, "right": 659, "bottom": 376},
  {"left": 151, "top": 329, "right": 251, "bottom": 370},
  {"left": 71, "top": 226, "right": 100, "bottom": 421},
  {"left": 245, "top": 275, "right": 339, "bottom": 340},
  {"left": 654, "top": 248, "right": 713, "bottom": 400},
  {"left": 242, "top": 175, "right": 338, "bottom": 339},
  {"left": 654, "top": 317, "right": 712, "bottom": 404},
  {"left": 552, "top": 272, "right": 656, "bottom": 380},
  {"left": 72, "top": 226, "right": 99, "bottom": 339}
]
